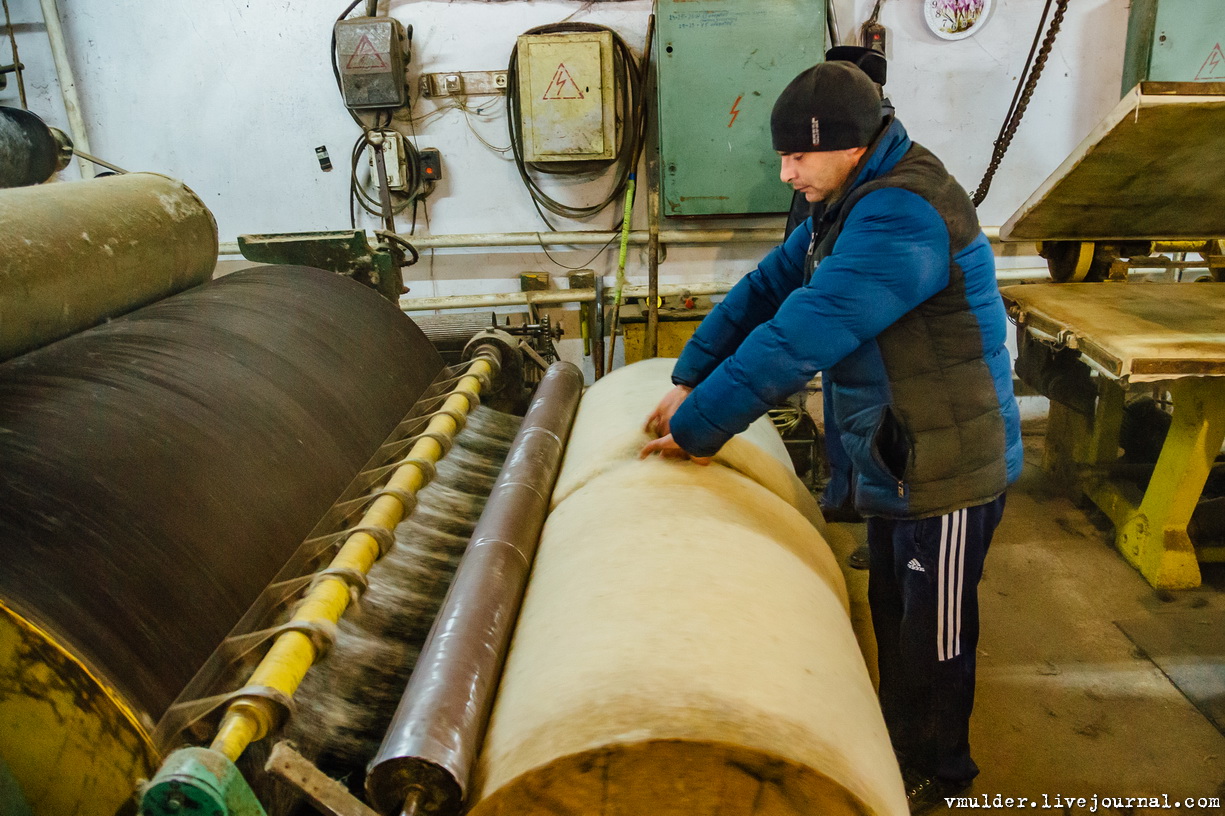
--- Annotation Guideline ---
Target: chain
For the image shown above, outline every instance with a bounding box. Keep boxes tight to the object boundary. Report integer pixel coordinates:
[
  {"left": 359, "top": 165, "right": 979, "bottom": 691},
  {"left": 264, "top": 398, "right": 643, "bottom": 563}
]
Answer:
[{"left": 971, "top": 0, "right": 1070, "bottom": 207}]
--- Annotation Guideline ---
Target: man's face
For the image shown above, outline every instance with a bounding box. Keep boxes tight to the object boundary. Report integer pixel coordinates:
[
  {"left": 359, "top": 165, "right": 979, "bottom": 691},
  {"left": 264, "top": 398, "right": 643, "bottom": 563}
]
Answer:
[{"left": 779, "top": 147, "right": 868, "bottom": 202}]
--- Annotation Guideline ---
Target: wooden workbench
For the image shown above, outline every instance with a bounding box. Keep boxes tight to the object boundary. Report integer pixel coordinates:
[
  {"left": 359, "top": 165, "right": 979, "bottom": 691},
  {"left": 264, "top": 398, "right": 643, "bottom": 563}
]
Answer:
[{"left": 1003, "top": 282, "right": 1225, "bottom": 589}]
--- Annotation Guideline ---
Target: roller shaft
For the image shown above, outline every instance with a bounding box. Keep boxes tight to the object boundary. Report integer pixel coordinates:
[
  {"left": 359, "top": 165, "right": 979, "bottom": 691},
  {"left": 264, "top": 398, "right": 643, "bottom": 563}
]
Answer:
[
  {"left": 366, "top": 362, "right": 584, "bottom": 816},
  {"left": 210, "top": 358, "right": 497, "bottom": 763},
  {"left": 0, "top": 172, "right": 217, "bottom": 362}
]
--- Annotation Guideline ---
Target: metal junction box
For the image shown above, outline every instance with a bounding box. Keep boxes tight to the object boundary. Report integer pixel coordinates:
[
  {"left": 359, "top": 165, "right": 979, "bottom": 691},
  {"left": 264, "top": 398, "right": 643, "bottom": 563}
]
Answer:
[
  {"left": 656, "top": 0, "right": 826, "bottom": 217},
  {"left": 516, "top": 31, "right": 616, "bottom": 163},
  {"left": 335, "top": 17, "right": 408, "bottom": 109},
  {"left": 1122, "top": 0, "right": 1225, "bottom": 94}
]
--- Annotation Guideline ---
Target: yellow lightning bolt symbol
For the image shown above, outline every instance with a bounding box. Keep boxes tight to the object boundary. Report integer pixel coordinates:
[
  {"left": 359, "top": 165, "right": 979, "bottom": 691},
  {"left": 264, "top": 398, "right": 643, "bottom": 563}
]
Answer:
[{"left": 729, "top": 95, "right": 743, "bottom": 128}]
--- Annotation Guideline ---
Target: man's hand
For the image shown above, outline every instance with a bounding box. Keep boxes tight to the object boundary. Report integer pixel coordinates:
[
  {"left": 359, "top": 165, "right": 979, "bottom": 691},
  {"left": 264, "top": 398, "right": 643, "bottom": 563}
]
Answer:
[
  {"left": 639, "top": 433, "right": 712, "bottom": 466},
  {"left": 644, "top": 384, "right": 693, "bottom": 437}
]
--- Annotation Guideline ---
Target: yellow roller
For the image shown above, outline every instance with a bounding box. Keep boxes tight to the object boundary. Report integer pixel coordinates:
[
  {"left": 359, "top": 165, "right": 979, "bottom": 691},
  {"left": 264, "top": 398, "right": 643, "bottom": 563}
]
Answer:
[{"left": 210, "top": 358, "right": 495, "bottom": 762}]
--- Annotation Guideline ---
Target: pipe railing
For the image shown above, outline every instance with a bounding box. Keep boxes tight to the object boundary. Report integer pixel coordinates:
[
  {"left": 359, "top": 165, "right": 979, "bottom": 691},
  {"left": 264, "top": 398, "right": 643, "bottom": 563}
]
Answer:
[
  {"left": 218, "top": 226, "right": 1008, "bottom": 257},
  {"left": 38, "top": 0, "right": 92, "bottom": 179}
]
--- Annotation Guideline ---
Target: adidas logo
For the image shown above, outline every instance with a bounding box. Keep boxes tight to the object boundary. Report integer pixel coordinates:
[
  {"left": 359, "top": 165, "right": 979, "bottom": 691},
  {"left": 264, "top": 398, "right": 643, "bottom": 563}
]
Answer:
[{"left": 907, "top": 558, "right": 925, "bottom": 572}]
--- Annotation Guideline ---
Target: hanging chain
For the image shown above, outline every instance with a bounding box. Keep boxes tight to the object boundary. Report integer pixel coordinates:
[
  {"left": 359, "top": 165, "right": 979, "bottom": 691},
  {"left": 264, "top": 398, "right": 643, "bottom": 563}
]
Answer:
[{"left": 971, "top": 0, "right": 1070, "bottom": 207}]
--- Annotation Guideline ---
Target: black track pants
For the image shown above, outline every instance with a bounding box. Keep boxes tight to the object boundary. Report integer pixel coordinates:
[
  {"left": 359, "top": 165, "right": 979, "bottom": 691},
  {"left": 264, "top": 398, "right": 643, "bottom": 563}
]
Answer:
[{"left": 867, "top": 494, "right": 1007, "bottom": 784}]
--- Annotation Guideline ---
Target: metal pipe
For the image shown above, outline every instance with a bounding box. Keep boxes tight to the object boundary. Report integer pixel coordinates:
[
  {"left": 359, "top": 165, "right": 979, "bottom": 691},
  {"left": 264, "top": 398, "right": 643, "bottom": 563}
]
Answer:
[
  {"left": 221, "top": 226, "right": 1013, "bottom": 256},
  {"left": 37, "top": 0, "right": 93, "bottom": 179},
  {"left": 592, "top": 270, "right": 605, "bottom": 379},
  {"left": 398, "top": 269, "right": 1049, "bottom": 313},
  {"left": 645, "top": 139, "right": 661, "bottom": 359},
  {"left": 220, "top": 229, "right": 786, "bottom": 255},
  {"left": 209, "top": 357, "right": 496, "bottom": 763},
  {"left": 400, "top": 281, "right": 730, "bottom": 312},
  {"left": 366, "top": 362, "right": 584, "bottom": 816}
]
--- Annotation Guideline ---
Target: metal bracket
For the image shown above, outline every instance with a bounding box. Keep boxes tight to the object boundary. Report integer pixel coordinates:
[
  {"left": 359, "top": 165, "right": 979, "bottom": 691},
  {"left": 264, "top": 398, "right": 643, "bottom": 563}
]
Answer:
[
  {"left": 264, "top": 742, "right": 382, "bottom": 816},
  {"left": 419, "top": 70, "right": 508, "bottom": 98}
]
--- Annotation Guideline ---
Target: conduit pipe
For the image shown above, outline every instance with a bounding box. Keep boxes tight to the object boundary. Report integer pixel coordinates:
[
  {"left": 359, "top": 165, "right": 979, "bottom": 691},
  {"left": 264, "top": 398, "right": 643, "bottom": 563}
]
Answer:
[
  {"left": 37, "top": 0, "right": 92, "bottom": 179},
  {"left": 367, "top": 361, "right": 584, "bottom": 816},
  {"left": 219, "top": 227, "right": 1004, "bottom": 256},
  {"left": 398, "top": 268, "right": 1049, "bottom": 313}
]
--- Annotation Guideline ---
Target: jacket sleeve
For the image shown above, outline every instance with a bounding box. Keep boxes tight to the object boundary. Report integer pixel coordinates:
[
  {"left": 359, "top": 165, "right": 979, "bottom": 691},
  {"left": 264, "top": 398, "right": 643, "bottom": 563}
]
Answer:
[
  {"left": 671, "top": 219, "right": 813, "bottom": 387},
  {"left": 671, "top": 187, "right": 953, "bottom": 457}
]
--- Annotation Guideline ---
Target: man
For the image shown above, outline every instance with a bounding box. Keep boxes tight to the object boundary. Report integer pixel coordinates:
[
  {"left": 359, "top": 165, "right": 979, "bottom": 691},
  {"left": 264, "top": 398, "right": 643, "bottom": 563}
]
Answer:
[{"left": 641, "top": 61, "right": 1022, "bottom": 813}]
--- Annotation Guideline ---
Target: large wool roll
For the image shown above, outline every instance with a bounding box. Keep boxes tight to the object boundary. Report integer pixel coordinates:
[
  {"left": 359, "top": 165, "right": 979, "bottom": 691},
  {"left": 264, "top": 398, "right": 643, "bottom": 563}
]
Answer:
[{"left": 469, "top": 359, "right": 906, "bottom": 816}]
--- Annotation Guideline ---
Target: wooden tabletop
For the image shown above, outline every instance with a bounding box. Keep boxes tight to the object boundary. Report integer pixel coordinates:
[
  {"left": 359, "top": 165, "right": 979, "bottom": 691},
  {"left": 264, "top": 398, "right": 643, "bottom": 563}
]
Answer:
[
  {"left": 1001, "top": 282, "right": 1225, "bottom": 382},
  {"left": 1000, "top": 83, "right": 1225, "bottom": 242}
]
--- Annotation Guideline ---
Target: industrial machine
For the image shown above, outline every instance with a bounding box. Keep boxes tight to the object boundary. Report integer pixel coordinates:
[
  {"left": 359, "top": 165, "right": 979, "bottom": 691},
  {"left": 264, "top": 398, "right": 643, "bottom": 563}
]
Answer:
[
  {"left": 0, "top": 154, "right": 902, "bottom": 815},
  {"left": 1001, "top": 81, "right": 1225, "bottom": 589}
]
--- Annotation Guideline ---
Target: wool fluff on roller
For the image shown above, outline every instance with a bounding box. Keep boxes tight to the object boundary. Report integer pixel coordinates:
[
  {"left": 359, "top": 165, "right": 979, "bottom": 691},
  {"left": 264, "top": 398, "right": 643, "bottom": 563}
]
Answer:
[{"left": 468, "top": 358, "right": 907, "bottom": 816}]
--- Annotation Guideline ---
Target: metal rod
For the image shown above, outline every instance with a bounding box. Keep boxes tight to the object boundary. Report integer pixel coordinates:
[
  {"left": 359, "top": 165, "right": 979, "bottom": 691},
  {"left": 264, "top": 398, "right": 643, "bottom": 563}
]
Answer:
[
  {"left": 366, "top": 362, "right": 584, "bottom": 816},
  {"left": 592, "top": 270, "right": 605, "bottom": 380},
  {"left": 398, "top": 269, "right": 1048, "bottom": 313},
  {"left": 644, "top": 25, "right": 661, "bottom": 360},
  {"left": 37, "top": 0, "right": 92, "bottom": 178},
  {"left": 400, "top": 282, "right": 729, "bottom": 312}
]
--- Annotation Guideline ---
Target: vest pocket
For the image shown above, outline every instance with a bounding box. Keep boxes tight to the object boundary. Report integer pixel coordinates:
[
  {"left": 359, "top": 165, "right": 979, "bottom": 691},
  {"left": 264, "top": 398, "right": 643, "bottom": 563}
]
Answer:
[{"left": 872, "top": 405, "right": 912, "bottom": 483}]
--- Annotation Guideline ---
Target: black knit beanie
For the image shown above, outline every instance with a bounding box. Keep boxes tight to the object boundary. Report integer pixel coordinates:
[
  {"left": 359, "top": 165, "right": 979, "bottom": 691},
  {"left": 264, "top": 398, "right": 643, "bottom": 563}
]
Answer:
[{"left": 771, "top": 61, "right": 882, "bottom": 153}]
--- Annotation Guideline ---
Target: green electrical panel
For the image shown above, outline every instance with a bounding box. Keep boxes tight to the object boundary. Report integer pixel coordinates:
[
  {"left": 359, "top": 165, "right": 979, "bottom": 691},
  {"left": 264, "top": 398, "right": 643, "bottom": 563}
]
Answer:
[
  {"left": 655, "top": 0, "right": 826, "bottom": 217},
  {"left": 1122, "top": 0, "right": 1225, "bottom": 95}
]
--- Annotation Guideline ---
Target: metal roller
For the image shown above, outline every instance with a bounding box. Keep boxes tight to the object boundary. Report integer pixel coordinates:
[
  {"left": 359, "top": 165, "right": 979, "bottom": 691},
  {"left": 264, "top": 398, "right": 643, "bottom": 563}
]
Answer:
[
  {"left": 0, "top": 266, "right": 445, "bottom": 816},
  {"left": 0, "top": 172, "right": 218, "bottom": 362},
  {"left": 366, "top": 361, "right": 584, "bottom": 816},
  {"left": 0, "top": 106, "right": 72, "bottom": 188}
]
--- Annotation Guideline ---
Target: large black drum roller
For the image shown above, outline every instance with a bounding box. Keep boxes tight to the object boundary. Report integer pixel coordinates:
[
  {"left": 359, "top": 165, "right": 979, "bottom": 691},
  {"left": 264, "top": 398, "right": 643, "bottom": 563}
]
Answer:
[{"left": 0, "top": 266, "right": 444, "bottom": 816}]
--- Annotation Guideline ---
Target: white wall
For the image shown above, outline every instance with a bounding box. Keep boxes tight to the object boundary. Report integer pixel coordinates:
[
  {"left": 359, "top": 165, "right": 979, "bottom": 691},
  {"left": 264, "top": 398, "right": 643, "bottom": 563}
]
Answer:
[{"left": 1, "top": 0, "right": 1130, "bottom": 373}]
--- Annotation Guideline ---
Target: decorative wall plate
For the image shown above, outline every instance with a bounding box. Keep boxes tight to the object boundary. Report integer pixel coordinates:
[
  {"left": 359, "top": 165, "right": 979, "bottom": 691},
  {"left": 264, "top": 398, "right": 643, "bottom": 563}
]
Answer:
[{"left": 923, "top": 0, "right": 993, "bottom": 41}]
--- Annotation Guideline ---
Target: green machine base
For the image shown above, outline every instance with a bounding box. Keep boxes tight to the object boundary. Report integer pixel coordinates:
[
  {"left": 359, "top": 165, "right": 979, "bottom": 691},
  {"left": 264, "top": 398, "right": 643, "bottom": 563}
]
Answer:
[{"left": 140, "top": 747, "right": 267, "bottom": 816}]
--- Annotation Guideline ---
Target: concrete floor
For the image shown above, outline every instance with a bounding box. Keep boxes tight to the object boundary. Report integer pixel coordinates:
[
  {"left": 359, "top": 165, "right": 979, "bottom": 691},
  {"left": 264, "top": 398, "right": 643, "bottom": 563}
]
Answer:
[{"left": 851, "top": 418, "right": 1225, "bottom": 814}]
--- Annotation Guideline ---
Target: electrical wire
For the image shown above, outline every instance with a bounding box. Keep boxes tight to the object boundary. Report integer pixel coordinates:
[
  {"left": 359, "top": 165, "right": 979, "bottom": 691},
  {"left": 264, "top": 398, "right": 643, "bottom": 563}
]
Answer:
[
  {"left": 455, "top": 95, "right": 513, "bottom": 153},
  {"left": 505, "top": 22, "right": 647, "bottom": 229},
  {"left": 971, "top": 0, "right": 1070, "bottom": 206},
  {"left": 535, "top": 229, "right": 622, "bottom": 271},
  {"left": 2, "top": 0, "right": 26, "bottom": 108}
]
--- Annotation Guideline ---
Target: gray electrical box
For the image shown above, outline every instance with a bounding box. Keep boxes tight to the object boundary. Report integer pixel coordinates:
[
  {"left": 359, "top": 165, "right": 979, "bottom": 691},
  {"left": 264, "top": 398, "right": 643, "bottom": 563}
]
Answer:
[
  {"left": 656, "top": 0, "right": 826, "bottom": 216},
  {"left": 334, "top": 17, "right": 408, "bottom": 109}
]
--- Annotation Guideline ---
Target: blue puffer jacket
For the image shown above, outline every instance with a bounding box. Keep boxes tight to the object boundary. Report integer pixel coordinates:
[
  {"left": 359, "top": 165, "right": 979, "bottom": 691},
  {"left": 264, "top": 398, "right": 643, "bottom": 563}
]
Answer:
[{"left": 670, "top": 119, "right": 1022, "bottom": 519}]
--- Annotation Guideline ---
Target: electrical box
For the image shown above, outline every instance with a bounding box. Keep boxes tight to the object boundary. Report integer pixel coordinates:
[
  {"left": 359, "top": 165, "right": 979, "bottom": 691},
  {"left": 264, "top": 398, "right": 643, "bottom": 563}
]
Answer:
[
  {"left": 367, "top": 130, "right": 408, "bottom": 190},
  {"left": 656, "top": 0, "right": 826, "bottom": 216},
  {"left": 334, "top": 17, "right": 408, "bottom": 109},
  {"left": 515, "top": 31, "right": 616, "bottom": 163},
  {"left": 1122, "top": 0, "right": 1225, "bottom": 94}
]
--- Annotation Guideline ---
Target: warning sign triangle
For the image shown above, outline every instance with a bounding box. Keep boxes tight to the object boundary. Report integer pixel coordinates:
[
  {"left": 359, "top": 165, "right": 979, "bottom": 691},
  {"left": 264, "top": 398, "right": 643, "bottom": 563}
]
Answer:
[
  {"left": 347, "top": 34, "right": 388, "bottom": 71},
  {"left": 542, "top": 63, "right": 585, "bottom": 100},
  {"left": 1196, "top": 43, "right": 1225, "bottom": 80}
]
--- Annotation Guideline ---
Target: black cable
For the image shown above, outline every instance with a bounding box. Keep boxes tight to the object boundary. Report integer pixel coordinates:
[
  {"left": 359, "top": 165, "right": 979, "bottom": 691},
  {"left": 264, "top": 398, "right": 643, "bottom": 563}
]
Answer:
[
  {"left": 972, "top": 0, "right": 1069, "bottom": 206},
  {"left": 537, "top": 230, "right": 623, "bottom": 271},
  {"left": 506, "top": 22, "right": 646, "bottom": 227}
]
